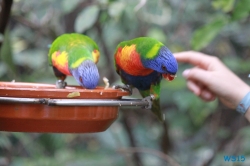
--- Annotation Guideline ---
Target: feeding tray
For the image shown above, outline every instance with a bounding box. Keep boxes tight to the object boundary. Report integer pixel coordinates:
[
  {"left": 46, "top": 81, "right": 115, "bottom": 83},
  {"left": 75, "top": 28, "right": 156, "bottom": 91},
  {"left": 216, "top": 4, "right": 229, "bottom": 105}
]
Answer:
[{"left": 0, "top": 82, "right": 152, "bottom": 133}]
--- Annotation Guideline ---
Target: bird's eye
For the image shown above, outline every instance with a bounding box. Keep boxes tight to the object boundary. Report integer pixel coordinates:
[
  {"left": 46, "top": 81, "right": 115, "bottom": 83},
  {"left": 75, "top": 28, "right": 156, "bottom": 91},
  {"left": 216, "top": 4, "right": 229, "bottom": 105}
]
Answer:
[{"left": 162, "top": 65, "right": 167, "bottom": 71}]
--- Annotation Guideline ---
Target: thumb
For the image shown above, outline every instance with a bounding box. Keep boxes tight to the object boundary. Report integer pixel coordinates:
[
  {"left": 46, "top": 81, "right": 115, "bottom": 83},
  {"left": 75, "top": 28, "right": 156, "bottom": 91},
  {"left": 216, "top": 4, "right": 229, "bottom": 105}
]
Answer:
[{"left": 182, "top": 68, "right": 212, "bottom": 86}]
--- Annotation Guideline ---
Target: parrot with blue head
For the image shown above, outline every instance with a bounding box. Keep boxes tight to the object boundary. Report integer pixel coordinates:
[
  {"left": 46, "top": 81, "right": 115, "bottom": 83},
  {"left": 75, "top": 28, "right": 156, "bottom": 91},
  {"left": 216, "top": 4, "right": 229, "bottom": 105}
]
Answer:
[
  {"left": 114, "top": 37, "right": 178, "bottom": 121},
  {"left": 48, "top": 33, "right": 100, "bottom": 89}
]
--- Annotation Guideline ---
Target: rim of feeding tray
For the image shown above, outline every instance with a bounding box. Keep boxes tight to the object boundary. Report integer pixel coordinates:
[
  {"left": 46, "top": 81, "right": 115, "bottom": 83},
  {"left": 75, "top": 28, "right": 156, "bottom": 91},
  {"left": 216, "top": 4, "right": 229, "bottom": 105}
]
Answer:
[{"left": 0, "top": 81, "right": 132, "bottom": 133}]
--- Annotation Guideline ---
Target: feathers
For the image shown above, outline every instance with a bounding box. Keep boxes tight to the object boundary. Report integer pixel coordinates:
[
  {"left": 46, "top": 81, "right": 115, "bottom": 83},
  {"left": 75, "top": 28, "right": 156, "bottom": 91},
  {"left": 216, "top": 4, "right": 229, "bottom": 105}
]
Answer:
[
  {"left": 115, "top": 45, "right": 153, "bottom": 76},
  {"left": 140, "top": 87, "right": 163, "bottom": 121},
  {"left": 49, "top": 33, "right": 99, "bottom": 69},
  {"left": 48, "top": 33, "right": 100, "bottom": 89},
  {"left": 114, "top": 37, "right": 178, "bottom": 121},
  {"left": 117, "top": 37, "right": 164, "bottom": 59},
  {"left": 71, "top": 60, "right": 99, "bottom": 89},
  {"left": 51, "top": 51, "right": 71, "bottom": 75}
]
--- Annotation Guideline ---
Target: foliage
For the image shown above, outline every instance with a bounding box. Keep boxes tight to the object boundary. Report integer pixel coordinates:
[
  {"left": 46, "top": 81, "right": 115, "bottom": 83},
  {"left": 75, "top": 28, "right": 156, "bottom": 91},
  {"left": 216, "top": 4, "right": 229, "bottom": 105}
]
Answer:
[
  {"left": 191, "top": 0, "right": 250, "bottom": 50},
  {"left": 0, "top": 0, "right": 250, "bottom": 165}
]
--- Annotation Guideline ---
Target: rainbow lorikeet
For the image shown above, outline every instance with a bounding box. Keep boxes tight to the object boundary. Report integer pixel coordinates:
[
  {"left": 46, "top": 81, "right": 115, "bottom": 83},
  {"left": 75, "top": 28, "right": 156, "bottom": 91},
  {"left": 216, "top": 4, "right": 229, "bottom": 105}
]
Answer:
[
  {"left": 114, "top": 37, "right": 178, "bottom": 121},
  {"left": 48, "top": 33, "right": 100, "bottom": 89}
]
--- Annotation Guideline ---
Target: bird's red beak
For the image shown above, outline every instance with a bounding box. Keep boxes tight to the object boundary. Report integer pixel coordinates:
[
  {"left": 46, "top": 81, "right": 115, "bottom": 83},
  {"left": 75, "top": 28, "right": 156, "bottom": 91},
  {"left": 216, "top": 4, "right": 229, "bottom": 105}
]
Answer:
[{"left": 163, "top": 74, "right": 176, "bottom": 81}]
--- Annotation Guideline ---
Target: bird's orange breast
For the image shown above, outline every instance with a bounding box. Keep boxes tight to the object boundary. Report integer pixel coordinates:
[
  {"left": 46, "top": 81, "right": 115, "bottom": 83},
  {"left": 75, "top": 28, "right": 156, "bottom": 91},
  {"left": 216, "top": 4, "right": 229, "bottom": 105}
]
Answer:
[
  {"left": 115, "top": 45, "right": 153, "bottom": 76},
  {"left": 51, "top": 51, "right": 71, "bottom": 75}
]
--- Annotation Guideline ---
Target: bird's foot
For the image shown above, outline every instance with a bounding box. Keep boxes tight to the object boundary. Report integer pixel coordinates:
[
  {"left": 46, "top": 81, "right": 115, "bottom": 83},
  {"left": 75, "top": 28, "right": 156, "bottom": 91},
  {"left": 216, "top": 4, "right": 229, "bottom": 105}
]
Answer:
[
  {"left": 142, "top": 94, "right": 155, "bottom": 109},
  {"left": 112, "top": 84, "right": 132, "bottom": 95},
  {"left": 56, "top": 80, "right": 67, "bottom": 89}
]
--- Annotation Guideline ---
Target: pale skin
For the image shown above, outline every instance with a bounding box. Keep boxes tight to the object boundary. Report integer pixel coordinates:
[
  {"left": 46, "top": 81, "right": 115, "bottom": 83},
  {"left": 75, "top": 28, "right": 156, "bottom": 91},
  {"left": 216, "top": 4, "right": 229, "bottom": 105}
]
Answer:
[{"left": 174, "top": 51, "right": 250, "bottom": 122}]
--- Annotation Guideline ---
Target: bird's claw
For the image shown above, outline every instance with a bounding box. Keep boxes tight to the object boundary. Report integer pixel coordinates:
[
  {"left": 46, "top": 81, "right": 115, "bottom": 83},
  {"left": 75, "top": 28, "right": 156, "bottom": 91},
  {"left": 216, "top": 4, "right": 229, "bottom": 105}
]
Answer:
[
  {"left": 56, "top": 80, "right": 67, "bottom": 89},
  {"left": 112, "top": 84, "right": 132, "bottom": 95},
  {"left": 142, "top": 94, "right": 155, "bottom": 109}
]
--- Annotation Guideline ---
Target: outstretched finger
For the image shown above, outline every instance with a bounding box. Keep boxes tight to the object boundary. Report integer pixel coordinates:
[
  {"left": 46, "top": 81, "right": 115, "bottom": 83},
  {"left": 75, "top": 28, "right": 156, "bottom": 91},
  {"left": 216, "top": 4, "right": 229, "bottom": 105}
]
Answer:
[{"left": 174, "top": 51, "right": 216, "bottom": 69}]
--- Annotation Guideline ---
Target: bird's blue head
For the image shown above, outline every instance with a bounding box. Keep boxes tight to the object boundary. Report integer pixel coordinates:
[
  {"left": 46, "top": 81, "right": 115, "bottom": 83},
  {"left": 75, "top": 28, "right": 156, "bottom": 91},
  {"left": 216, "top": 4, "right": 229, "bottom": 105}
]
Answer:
[
  {"left": 142, "top": 46, "right": 178, "bottom": 81},
  {"left": 71, "top": 60, "right": 99, "bottom": 89}
]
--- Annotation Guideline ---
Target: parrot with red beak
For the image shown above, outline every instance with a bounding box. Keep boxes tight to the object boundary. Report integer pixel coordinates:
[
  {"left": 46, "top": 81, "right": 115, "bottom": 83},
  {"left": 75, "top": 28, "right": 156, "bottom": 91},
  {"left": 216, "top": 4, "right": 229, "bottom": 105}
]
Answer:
[{"left": 114, "top": 37, "right": 178, "bottom": 121}]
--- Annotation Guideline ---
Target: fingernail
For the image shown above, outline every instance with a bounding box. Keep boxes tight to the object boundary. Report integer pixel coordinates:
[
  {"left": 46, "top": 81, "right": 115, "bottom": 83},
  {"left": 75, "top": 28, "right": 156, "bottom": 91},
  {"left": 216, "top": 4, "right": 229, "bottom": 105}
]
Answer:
[{"left": 182, "top": 69, "right": 190, "bottom": 78}]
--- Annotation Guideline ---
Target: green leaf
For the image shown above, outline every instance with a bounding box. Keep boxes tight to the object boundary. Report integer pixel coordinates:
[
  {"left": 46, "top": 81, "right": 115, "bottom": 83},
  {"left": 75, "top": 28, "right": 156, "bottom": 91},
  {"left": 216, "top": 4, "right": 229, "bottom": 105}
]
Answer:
[
  {"left": 62, "top": 0, "right": 83, "bottom": 14},
  {"left": 0, "top": 29, "right": 16, "bottom": 77},
  {"left": 75, "top": 5, "right": 100, "bottom": 33},
  {"left": 147, "top": 28, "right": 167, "bottom": 44},
  {"left": 212, "top": 0, "right": 235, "bottom": 12},
  {"left": 191, "top": 16, "right": 228, "bottom": 50},
  {"left": 231, "top": 0, "right": 250, "bottom": 21},
  {"left": 108, "top": 1, "right": 126, "bottom": 20},
  {"left": 0, "top": 62, "right": 8, "bottom": 77}
]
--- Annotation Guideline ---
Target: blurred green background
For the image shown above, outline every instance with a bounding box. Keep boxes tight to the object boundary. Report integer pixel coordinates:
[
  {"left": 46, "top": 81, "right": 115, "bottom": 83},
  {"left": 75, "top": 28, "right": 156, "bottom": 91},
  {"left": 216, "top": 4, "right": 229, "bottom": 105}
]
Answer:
[{"left": 0, "top": 0, "right": 250, "bottom": 165}]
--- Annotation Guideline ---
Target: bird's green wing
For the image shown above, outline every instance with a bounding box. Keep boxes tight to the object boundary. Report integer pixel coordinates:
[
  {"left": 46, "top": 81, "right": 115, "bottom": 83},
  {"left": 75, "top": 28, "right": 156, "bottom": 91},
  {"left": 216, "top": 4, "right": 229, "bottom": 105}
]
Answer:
[
  {"left": 117, "top": 37, "right": 164, "bottom": 60},
  {"left": 66, "top": 34, "right": 100, "bottom": 68},
  {"left": 48, "top": 34, "right": 68, "bottom": 66},
  {"left": 49, "top": 33, "right": 100, "bottom": 70}
]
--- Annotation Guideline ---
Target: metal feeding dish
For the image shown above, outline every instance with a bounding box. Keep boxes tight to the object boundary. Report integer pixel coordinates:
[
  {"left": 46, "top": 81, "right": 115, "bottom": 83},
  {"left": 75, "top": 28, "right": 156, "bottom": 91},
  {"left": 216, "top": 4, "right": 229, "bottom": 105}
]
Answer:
[{"left": 0, "top": 82, "right": 152, "bottom": 133}]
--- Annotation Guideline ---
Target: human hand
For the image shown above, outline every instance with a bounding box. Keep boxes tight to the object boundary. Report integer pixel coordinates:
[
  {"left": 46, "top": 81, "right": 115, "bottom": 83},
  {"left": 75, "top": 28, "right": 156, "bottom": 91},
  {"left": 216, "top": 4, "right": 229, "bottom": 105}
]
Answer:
[{"left": 174, "top": 51, "right": 250, "bottom": 109}]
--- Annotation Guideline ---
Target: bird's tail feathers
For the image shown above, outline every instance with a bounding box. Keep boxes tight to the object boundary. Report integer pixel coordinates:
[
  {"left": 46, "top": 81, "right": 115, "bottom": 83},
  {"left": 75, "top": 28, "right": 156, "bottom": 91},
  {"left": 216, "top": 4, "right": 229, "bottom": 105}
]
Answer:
[{"left": 152, "top": 98, "right": 164, "bottom": 122}]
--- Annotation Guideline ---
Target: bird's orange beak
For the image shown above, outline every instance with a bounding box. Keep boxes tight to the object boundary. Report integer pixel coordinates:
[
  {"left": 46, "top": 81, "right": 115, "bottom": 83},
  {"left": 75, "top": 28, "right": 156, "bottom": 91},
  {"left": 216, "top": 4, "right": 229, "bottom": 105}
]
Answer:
[{"left": 163, "top": 74, "right": 176, "bottom": 81}]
